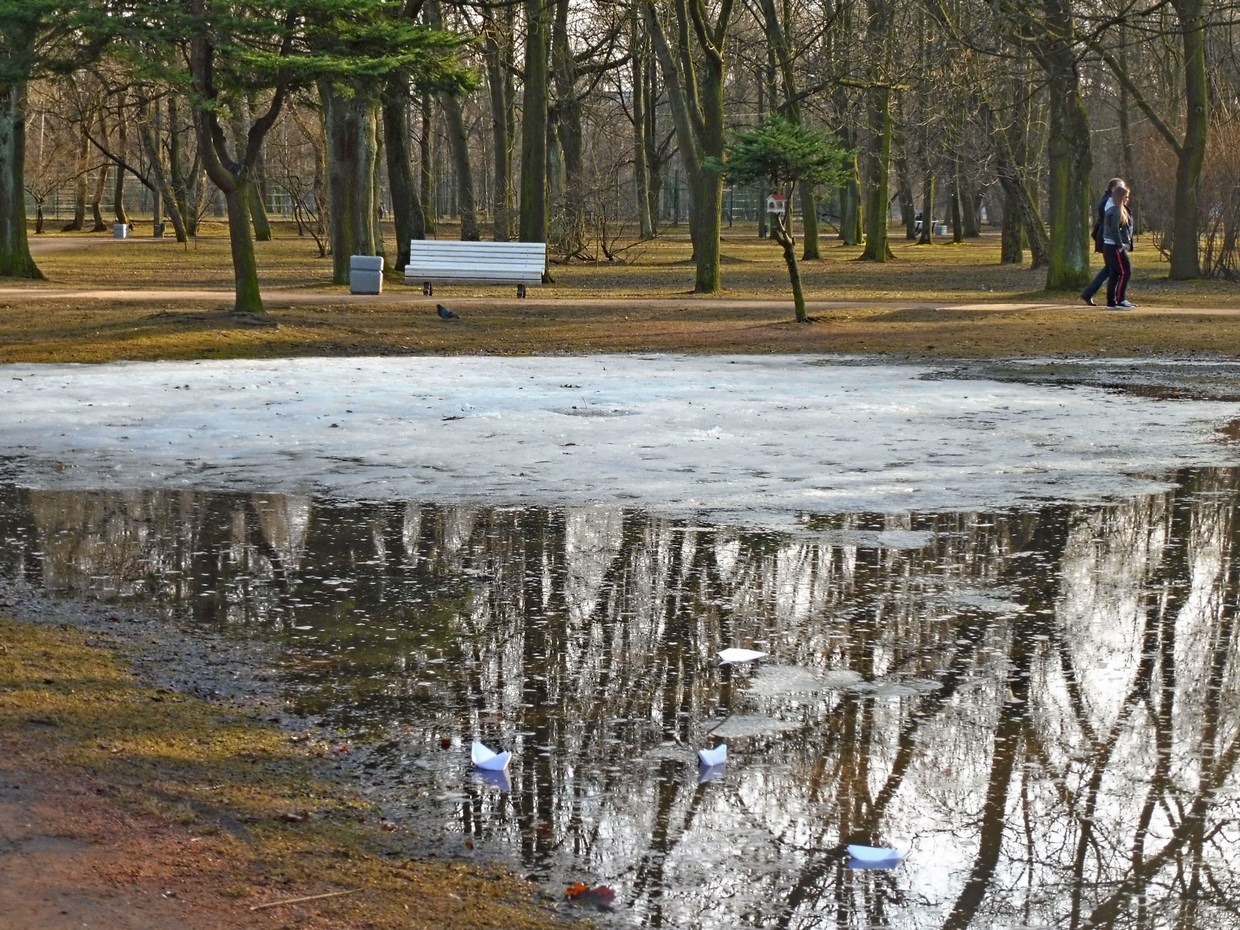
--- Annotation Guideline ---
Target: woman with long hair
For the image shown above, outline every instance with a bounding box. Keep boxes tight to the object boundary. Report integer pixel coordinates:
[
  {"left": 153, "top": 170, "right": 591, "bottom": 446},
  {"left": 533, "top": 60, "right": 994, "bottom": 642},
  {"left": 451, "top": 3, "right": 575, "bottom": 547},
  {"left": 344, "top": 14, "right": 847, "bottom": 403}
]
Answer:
[{"left": 1102, "top": 183, "right": 1135, "bottom": 309}]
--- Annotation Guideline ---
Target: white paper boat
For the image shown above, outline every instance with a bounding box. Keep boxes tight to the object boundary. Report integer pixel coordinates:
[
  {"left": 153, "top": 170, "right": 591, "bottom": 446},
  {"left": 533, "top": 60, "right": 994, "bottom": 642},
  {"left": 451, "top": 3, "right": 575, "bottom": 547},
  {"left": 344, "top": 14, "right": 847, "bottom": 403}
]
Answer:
[
  {"left": 718, "top": 648, "right": 767, "bottom": 664},
  {"left": 697, "top": 744, "right": 727, "bottom": 767},
  {"left": 471, "top": 740, "right": 512, "bottom": 772},
  {"left": 846, "top": 844, "right": 902, "bottom": 867}
]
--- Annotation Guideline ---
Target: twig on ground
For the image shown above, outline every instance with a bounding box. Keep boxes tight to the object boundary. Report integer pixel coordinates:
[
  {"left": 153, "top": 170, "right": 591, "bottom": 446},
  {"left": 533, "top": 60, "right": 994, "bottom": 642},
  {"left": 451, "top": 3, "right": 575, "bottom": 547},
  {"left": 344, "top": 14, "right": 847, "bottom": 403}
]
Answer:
[{"left": 249, "top": 888, "right": 361, "bottom": 911}]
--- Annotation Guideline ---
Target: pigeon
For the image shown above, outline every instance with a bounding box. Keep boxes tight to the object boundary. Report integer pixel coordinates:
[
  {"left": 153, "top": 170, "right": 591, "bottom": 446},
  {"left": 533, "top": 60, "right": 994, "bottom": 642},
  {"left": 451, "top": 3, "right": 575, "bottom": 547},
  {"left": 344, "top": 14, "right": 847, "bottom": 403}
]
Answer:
[{"left": 436, "top": 303, "right": 459, "bottom": 320}]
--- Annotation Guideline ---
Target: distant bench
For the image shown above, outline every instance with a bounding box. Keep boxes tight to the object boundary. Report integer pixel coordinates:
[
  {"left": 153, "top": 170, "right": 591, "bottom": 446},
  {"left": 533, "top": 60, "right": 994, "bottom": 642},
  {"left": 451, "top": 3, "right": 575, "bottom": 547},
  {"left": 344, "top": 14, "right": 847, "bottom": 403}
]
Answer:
[{"left": 404, "top": 239, "right": 547, "bottom": 298}]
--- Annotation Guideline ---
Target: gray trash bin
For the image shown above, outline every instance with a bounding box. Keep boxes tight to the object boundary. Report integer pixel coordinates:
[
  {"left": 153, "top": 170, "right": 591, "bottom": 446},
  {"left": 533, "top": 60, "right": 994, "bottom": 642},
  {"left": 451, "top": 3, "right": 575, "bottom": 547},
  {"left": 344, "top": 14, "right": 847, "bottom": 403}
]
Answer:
[
  {"left": 349, "top": 255, "right": 384, "bottom": 295},
  {"left": 113, "top": 223, "right": 129, "bottom": 239}
]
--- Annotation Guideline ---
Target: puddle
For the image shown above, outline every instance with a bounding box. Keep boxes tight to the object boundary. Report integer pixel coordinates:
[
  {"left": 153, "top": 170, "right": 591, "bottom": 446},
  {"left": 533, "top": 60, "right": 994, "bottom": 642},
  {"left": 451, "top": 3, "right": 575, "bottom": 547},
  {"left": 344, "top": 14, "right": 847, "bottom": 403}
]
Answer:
[
  {"left": 2, "top": 475, "right": 1238, "bottom": 929},
  {"left": 2, "top": 355, "right": 1239, "bottom": 928}
]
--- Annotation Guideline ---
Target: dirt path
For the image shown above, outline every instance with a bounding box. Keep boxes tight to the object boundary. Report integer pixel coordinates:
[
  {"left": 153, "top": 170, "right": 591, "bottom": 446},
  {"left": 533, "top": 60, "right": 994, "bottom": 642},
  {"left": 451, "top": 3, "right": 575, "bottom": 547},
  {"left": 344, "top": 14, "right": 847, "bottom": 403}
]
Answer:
[{"left": 0, "top": 762, "right": 278, "bottom": 930}]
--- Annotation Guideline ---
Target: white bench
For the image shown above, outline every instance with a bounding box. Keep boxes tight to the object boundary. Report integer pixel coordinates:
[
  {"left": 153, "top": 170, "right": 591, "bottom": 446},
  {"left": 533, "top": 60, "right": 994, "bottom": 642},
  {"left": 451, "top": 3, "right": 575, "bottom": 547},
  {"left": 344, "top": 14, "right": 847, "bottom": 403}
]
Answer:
[{"left": 404, "top": 239, "right": 547, "bottom": 298}]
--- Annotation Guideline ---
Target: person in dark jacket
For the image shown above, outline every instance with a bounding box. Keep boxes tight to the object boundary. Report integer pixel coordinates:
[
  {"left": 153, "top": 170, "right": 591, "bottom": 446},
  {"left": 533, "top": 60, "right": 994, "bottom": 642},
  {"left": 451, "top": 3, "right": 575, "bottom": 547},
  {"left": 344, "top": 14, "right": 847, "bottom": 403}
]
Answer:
[
  {"left": 1102, "top": 182, "right": 1136, "bottom": 309},
  {"left": 1081, "top": 177, "right": 1125, "bottom": 306}
]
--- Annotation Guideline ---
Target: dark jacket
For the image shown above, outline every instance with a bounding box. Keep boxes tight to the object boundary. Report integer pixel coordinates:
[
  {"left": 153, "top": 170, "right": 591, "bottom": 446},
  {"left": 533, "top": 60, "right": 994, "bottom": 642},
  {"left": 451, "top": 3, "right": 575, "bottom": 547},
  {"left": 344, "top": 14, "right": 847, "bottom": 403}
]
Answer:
[{"left": 1091, "top": 190, "right": 1111, "bottom": 252}]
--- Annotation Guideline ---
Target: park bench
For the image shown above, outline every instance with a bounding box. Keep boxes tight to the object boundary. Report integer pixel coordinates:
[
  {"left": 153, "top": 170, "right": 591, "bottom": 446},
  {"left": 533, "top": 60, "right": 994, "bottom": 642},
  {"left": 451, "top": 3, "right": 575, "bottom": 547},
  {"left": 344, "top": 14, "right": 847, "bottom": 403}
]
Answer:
[{"left": 404, "top": 239, "right": 547, "bottom": 298}]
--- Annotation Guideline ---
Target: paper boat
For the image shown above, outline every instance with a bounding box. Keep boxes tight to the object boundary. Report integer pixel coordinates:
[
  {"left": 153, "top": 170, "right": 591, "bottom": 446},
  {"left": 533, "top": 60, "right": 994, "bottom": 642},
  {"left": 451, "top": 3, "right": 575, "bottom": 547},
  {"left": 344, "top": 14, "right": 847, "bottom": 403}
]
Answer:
[
  {"left": 718, "top": 648, "right": 767, "bottom": 664},
  {"left": 471, "top": 740, "right": 512, "bottom": 772},
  {"left": 697, "top": 744, "right": 727, "bottom": 767},
  {"left": 846, "top": 844, "right": 902, "bottom": 868}
]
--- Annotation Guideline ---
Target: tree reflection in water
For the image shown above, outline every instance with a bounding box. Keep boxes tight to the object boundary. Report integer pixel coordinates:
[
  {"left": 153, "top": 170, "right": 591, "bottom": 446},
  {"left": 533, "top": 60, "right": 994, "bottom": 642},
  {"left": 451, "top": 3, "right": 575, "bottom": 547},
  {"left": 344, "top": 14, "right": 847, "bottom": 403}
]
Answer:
[{"left": 1, "top": 469, "right": 1238, "bottom": 930}]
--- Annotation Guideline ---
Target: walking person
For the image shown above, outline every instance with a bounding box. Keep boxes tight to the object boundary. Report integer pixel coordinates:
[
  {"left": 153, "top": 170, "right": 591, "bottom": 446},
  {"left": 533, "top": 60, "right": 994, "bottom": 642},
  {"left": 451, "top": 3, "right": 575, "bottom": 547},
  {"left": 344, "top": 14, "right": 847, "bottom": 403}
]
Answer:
[
  {"left": 1102, "top": 182, "right": 1136, "bottom": 309},
  {"left": 1081, "top": 177, "right": 1124, "bottom": 306}
]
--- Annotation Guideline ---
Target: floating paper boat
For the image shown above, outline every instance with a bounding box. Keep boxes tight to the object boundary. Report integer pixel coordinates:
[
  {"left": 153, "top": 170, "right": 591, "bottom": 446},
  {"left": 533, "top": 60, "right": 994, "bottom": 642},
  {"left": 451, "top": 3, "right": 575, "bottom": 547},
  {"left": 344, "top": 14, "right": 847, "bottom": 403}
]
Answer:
[
  {"left": 718, "top": 648, "right": 768, "bottom": 664},
  {"left": 697, "top": 744, "right": 727, "bottom": 767},
  {"left": 471, "top": 740, "right": 512, "bottom": 772},
  {"left": 846, "top": 844, "right": 902, "bottom": 868}
]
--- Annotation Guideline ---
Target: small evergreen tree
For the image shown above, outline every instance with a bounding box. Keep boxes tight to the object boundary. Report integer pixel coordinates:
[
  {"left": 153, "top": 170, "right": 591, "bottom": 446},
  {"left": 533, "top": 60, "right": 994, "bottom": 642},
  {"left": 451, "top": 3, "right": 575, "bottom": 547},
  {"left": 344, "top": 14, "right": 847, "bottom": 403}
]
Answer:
[{"left": 711, "top": 116, "right": 852, "bottom": 322}]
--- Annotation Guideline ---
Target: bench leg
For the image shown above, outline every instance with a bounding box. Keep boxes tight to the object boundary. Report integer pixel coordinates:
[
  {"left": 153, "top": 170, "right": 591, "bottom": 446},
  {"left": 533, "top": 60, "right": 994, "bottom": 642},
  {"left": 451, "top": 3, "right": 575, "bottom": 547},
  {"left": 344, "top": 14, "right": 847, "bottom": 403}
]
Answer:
[
  {"left": 517, "top": 283, "right": 526, "bottom": 299},
  {"left": 423, "top": 282, "right": 433, "bottom": 296}
]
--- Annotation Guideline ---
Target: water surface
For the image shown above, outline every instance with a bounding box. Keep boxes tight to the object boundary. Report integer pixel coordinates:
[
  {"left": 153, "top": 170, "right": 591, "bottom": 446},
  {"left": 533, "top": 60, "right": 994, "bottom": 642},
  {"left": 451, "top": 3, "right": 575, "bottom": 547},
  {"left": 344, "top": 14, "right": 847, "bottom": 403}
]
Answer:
[{"left": 2, "top": 473, "right": 1237, "bottom": 929}]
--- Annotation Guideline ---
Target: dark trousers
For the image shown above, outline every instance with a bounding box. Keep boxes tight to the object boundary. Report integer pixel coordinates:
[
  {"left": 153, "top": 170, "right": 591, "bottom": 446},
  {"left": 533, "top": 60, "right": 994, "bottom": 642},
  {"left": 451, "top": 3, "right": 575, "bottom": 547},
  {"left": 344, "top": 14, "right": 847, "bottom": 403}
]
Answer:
[
  {"left": 1103, "top": 245, "right": 1130, "bottom": 306},
  {"left": 1083, "top": 263, "right": 1109, "bottom": 298}
]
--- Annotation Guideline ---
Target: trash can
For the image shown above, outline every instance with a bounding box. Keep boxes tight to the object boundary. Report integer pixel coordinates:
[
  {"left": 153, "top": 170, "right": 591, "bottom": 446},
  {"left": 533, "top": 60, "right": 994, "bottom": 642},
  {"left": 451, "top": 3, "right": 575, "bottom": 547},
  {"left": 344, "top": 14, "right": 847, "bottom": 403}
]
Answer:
[
  {"left": 113, "top": 223, "right": 129, "bottom": 239},
  {"left": 349, "top": 255, "right": 383, "bottom": 295},
  {"left": 153, "top": 222, "right": 166, "bottom": 238}
]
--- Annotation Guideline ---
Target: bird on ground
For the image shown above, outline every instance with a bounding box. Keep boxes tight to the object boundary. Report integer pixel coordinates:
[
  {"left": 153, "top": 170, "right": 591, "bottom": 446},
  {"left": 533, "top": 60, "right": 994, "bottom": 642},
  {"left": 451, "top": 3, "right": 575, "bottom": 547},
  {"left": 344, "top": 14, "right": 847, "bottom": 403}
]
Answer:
[{"left": 436, "top": 303, "right": 459, "bottom": 320}]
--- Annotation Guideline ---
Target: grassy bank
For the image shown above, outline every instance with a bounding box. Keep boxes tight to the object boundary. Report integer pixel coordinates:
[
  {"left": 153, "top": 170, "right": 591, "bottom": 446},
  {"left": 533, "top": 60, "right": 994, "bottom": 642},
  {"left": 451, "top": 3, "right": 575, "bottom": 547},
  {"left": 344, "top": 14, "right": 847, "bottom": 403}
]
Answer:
[{"left": 0, "top": 616, "right": 568, "bottom": 930}]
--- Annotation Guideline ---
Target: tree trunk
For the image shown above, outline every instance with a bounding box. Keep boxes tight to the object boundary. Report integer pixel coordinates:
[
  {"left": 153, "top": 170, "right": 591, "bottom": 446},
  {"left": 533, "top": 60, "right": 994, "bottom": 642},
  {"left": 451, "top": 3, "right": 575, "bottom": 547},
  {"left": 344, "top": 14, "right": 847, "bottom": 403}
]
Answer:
[
  {"left": 840, "top": 169, "right": 861, "bottom": 245},
  {"left": 65, "top": 122, "right": 88, "bottom": 231},
  {"left": 382, "top": 76, "right": 425, "bottom": 272},
  {"left": 772, "top": 207, "right": 807, "bottom": 322},
  {"left": 189, "top": 7, "right": 286, "bottom": 313},
  {"left": 322, "top": 84, "right": 380, "bottom": 282},
  {"left": 860, "top": 84, "right": 893, "bottom": 260},
  {"left": 248, "top": 174, "right": 272, "bottom": 241},
  {"left": 0, "top": 80, "right": 43, "bottom": 278},
  {"left": 222, "top": 180, "right": 263, "bottom": 311},
  {"left": 643, "top": 0, "right": 732, "bottom": 293},
  {"left": 168, "top": 96, "right": 194, "bottom": 236},
  {"left": 552, "top": 0, "right": 586, "bottom": 257},
  {"left": 859, "top": 0, "right": 893, "bottom": 261},
  {"left": 136, "top": 99, "right": 190, "bottom": 242},
  {"left": 1000, "top": 184, "right": 1024, "bottom": 264},
  {"left": 519, "top": 0, "right": 551, "bottom": 243},
  {"left": 482, "top": 4, "right": 515, "bottom": 241},
  {"left": 1169, "top": 0, "right": 1206, "bottom": 279},
  {"left": 949, "top": 175, "right": 963, "bottom": 242},
  {"left": 441, "top": 92, "right": 479, "bottom": 241},
  {"left": 419, "top": 95, "right": 436, "bottom": 235},
  {"left": 425, "top": 0, "right": 478, "bottom": 242},
  {"left": 113, "top": 113, "right": 129, "bottom": 225},
  {"left": 630, "top": 11, "right": 654, "bottom": 239},
  {"left": 89, "top": 155, "right": 108, "bottom": 231},
  {"left": 918, "top": 173, "right": 933, "bottom": 244},
  {"left": 1041, "top": 0, "right": 1092, "bottom": 290}
]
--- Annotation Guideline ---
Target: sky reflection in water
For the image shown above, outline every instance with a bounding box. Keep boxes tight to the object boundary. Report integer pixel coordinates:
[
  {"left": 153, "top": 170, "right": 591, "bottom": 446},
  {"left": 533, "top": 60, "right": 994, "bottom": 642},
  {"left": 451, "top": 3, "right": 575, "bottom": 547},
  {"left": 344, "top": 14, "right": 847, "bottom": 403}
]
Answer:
[{"left": 2, "top": 475, "right": 1239, "bottom": 930}]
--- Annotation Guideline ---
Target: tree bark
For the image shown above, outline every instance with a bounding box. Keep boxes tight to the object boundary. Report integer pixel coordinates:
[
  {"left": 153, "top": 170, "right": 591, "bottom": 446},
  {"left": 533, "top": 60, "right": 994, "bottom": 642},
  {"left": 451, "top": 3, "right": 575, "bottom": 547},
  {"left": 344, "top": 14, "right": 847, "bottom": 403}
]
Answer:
[
  {"left": 519, "top": 0, "right": 550, "bottom": 243},
  {"left": 113, "top": 111, "right": 129, "bottom": 225},
  {"left": 859, "top": 0, "right": 894, "bottom": 262},
  {"left": 1169, "top": 0, "right": 1206, "bottom": 279},
  {"left": 0, "top": 80, "right": 42, "bottom": 278},
  {"left": 482, "top": 3, "right": 516, "bottom": 241},
  {"left": 322, "top": 84, "right": 381, "bottom": 282},
  {"left": 642, "top": 0, "right": 733, "bottom": 293},
  {"left": 630, "top": 10, "right": 654, "bottom": 239},
  {"left": 137, "top": 97, "right": 189, "bottom": 242},
  {"left": 382, "top": 76, "right": 425, "bottom": 272},
  {"left": 425, "top": 0, "right": 478, "bottom": 242},
  {"left": 552, "top": 0, "right": 586, "bottom": 257},
  {"left": 189, "top": 4, "right": 288, "bottom": 312},
  {"left": 1039, "top": 0, "right": 1092, "bottom": 289}
]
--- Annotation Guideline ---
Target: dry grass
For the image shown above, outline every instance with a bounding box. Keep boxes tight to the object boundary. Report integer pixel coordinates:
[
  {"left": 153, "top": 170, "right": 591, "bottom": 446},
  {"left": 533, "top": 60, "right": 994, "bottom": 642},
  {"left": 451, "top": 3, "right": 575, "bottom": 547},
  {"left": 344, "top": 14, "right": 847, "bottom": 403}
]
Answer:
[
  {"left": 0, "top": 617, "right": 569, "bottom": 929},
  {"left": 2, "top": 221, "right": 1237, "bottom": 363}
]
